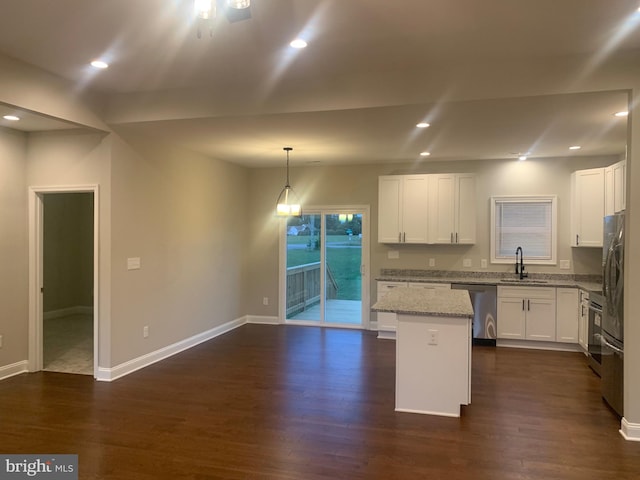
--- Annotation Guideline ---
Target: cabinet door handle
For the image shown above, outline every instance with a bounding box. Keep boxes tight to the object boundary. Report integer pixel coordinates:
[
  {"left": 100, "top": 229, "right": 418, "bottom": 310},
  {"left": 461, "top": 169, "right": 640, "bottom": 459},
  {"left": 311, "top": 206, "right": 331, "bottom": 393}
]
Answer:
[
  {"left": 527, "top": 299, "right": 530, "bottom": 311},
  {"left": 576, "top": 234, "right": 579, "bottom": 246},
  {"left": 522, "top": 299, "right": 525, "bottom": 311},
  {"left": 450, "top": 232, "right": 454, "bottom": 243},
  {"left": 456, "top": 232, "right": 458, "bottom": 243},
  {"left": 399, "top": 232, "right": 402, "bottom": 243},
  {"left": 403, "top": 232, "right": 406, "bottom": 243}
]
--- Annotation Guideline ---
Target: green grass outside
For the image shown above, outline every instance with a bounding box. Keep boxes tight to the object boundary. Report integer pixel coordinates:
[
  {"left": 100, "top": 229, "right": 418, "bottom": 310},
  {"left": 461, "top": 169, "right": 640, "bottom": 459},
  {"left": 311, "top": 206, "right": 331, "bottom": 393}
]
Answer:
[{"left": 287, "top": 235, "right": 362, "bottom": 300}]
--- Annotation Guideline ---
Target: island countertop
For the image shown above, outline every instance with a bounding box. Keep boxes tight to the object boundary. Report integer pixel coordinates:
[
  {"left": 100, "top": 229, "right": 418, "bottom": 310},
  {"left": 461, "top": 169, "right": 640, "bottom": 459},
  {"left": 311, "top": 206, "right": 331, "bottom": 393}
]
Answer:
[{"left": 372, "top": 287, "right": 473, "bottom": 318}]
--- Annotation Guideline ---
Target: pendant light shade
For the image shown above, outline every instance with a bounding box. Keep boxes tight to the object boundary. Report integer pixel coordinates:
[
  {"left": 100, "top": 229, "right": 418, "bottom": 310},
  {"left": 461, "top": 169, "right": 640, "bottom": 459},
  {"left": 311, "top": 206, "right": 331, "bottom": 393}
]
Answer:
[{"left": 276, "top": 147, "right": 302, "bottom": 217}]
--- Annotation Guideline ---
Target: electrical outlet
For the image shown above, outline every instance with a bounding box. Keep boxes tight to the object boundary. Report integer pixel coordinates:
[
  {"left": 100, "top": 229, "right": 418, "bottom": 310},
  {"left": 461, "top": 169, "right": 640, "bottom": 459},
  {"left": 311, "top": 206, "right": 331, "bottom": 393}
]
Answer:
[
  {"left": 428, "top": 329, "right": 439, "bottom": 346},
  {"left": 388, "top": 250, "right": 400, "bottom": 259},
  {"left": 463, "top": 258, "right": 472, "bottom": 268},
  {"left": 127, "top": 257, "right": 141, "bottom": 270},
  {"left": 263, "top": 297, "right": 269, "bottom": 306},
  {"left": 0, "top": 335, "right": 3, "bottom": 348},
  {"left": 560, "top": 260, "right": 571, "bottom": 270},
  {"left": 428, "top": 258, "right": 436, "bottom": 267},
  {"left": 481, "top": 259, "right": 488, "bottom": 269},
  {"left": 143, "top": 326, "right": 149, "bottom": 338}
]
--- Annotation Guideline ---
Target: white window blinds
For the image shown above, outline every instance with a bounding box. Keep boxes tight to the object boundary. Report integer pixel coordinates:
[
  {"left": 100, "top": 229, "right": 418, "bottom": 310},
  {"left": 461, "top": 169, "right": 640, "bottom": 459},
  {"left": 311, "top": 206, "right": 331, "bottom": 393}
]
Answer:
[{"left": 491, "top": 196, "right": 557, "bottom": 263}]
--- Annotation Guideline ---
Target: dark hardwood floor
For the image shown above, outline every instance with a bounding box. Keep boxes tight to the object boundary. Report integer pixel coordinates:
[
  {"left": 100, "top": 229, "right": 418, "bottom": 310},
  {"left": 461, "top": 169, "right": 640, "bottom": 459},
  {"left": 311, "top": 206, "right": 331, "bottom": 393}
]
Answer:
[{"left": 1, "top": 324, "right": 638, "bottom": 479}]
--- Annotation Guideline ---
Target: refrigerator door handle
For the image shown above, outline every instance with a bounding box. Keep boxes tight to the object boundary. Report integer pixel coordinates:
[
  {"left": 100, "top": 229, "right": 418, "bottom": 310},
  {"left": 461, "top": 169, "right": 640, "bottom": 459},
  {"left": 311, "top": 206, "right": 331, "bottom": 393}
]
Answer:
[
  {"left": 604, "top": 244, "right": 614, "bottom": 305},
  {"left": 601, "top": 336, "right": 624, "bottom": 355}
]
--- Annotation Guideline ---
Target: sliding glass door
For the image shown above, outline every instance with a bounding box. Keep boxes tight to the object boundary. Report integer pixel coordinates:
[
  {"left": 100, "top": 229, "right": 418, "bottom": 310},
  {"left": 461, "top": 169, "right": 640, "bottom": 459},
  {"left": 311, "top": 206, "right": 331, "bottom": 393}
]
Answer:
[{"left": 284, "top": 209, "right": 366, "bottom": 327}]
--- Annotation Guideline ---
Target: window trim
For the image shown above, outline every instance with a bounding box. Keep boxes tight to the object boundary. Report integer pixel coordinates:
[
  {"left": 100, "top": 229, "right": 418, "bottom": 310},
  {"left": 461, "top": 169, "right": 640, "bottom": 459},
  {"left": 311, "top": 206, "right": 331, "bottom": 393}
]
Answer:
[{"left": 490, "top": 195, "right": 558, "bottom": 265}]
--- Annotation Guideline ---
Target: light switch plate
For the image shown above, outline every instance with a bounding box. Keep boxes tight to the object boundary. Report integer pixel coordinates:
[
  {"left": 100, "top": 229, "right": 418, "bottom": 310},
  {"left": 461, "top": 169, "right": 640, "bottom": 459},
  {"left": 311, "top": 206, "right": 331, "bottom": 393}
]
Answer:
[
  {"left": 387, "top": 250, "right": 400, "bottom": 259},
  {"left": 560, "top": 260, "right": 571, "bottom": 270},
  {"left": 481, "top": 259, "right": 488, "bottom": 269},
  {"left": 127, "top": 257, "right": 141, "bottom": 270},
  {"left": 463, "top": 258, "right": 472, "bottom": 268},
  {"left": 428, "top": 258, "right": 436, "bottom": 267}
]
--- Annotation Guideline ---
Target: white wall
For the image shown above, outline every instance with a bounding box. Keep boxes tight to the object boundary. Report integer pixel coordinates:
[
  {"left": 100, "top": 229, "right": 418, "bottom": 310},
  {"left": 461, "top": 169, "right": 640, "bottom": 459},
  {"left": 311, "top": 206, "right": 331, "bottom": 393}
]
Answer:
[{"left": 0, "top": 128, "right": 28, "bottom": 368}]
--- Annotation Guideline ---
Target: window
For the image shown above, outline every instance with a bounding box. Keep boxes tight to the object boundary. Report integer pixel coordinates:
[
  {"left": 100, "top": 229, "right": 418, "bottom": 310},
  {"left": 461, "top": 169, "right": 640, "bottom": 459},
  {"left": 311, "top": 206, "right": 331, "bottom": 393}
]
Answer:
[{"left": 490, "top": 195, "right": 557, "bottom": 265}]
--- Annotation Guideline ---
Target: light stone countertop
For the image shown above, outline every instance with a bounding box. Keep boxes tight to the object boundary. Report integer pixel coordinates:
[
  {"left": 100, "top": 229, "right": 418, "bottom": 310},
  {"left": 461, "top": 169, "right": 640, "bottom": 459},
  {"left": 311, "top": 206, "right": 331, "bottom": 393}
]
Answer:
[
  {"left": 371, "top": 287, "right": 473, "bottom": 318},
  {"left": 376, "top": 270, "right": 602, "bottom": 294}
]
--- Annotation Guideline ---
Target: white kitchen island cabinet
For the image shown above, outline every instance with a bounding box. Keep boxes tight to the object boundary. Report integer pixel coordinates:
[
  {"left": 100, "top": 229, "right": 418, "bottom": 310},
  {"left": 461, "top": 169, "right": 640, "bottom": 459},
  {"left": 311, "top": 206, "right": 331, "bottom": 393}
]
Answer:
[{"left": 372, "top": 287, "right": 473, "bottom": 417}]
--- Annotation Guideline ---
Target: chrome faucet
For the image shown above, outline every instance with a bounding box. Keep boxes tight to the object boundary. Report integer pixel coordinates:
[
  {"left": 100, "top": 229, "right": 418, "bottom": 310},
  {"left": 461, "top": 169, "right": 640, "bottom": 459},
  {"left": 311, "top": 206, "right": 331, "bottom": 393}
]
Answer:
[{"left": 515, "top": 246, "right": 527, "bottom": 280}]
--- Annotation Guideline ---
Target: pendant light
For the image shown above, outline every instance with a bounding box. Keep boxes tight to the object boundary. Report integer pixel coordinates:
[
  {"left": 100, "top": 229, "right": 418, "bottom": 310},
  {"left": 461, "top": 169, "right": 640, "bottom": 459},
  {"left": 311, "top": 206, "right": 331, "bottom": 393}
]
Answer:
[{"left": 276, "top": 147, "right": 302, "bottom": 217}]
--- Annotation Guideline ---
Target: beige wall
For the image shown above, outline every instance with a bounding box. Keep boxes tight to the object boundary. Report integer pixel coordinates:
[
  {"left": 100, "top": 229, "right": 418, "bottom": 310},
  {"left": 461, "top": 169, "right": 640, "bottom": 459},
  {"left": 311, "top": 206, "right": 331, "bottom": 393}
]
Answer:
[
  {"left": 108, "top": 134, "right": 249, "bottom": 366},
  {"left": 43, "top": 193, "right": 94, "bottom": 312},
  {"left": 625, "top": 88, "right": 639, "bottom": 425},
  {"left": 26, "top": 131, "right": 112, "bottom": 367},
  {"left": 0, "top": 54, "right": 107, "bottom": 132},
  {"left": 246, "top": 155, "right": 615, "bottom": 317},
  {"left": 0, "top": 128, "right": 28, "bottom": 367}
]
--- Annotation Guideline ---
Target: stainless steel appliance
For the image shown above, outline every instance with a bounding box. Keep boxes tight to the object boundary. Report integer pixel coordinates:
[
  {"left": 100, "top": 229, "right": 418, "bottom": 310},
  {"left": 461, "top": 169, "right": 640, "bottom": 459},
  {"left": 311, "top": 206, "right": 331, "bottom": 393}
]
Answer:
[
  {"left": 601, "top": 212, "right": 624, "bottom": 416},
  {"left": 451, "top": 283, "right": 497, "bottom": 345},
  {"left": 588, "top": 292, "right": 603, "bottom": 376}
]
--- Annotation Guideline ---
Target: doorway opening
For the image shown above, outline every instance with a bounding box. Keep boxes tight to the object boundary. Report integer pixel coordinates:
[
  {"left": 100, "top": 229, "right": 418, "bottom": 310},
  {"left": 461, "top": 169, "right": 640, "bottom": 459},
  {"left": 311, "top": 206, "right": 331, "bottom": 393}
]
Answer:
[
  {"left": 281, "top": 207, "right": 370, "bottom": 328},
  {"left": 28, "top": 185, "right": 99, "bottom": 377}
]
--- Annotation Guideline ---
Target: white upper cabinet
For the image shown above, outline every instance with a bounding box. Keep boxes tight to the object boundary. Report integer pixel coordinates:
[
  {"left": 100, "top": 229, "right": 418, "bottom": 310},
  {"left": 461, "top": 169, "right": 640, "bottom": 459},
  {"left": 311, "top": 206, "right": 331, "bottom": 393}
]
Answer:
[
  {"left": 402, "top": 175, "right": 430, "bottom": 243},
  {"left": 428, "top": 173, "right": 476, "bottom": 244},
  {"left": 378, "top": 173, "right": 475, "bottom": 244},
  {"left": 605, "top": 159, "right": 626, "bottom": 216},
  {"left": 571, "top": 167, "right": 604, "bottom": 247},
  {"left": 378, "top": 176, "right": 403, "bottom": 243},
  {"left": 378, "top": 175, "right": 429, "bottom": 243}
]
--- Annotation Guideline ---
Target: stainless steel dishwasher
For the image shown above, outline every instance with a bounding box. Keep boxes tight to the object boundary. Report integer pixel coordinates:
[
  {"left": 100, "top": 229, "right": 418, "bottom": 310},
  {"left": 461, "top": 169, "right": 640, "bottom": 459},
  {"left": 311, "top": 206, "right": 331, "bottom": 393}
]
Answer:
[{"left": 451, "top": 283, "right": 497, "bottom": 346}]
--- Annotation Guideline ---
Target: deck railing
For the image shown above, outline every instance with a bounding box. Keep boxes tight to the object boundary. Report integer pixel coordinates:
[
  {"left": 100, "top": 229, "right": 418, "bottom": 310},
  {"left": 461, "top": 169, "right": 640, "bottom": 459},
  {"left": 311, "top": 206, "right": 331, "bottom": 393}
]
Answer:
[{"left": 286, "top": 262, "right": 338, "bottom": 317}]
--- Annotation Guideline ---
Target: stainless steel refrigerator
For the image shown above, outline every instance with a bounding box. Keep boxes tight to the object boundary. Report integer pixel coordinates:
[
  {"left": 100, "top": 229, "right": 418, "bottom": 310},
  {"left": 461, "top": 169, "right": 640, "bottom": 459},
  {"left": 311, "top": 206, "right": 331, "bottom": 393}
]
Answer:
[{"left": 602, "top": 212, "right": 624, "bottom": 416}]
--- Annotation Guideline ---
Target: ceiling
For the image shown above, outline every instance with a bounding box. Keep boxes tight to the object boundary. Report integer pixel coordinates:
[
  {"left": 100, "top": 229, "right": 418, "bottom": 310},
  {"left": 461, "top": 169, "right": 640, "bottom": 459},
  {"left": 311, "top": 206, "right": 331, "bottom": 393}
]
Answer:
[{"left": 0, "top": 0, "right": 639, "bottom": 166}]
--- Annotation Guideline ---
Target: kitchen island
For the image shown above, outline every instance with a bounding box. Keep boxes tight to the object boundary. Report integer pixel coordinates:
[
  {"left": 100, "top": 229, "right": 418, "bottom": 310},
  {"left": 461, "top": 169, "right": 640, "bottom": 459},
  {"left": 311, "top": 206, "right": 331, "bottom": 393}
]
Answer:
[{"left": 372, "top": 287, "right": 474, "bottom": 417}]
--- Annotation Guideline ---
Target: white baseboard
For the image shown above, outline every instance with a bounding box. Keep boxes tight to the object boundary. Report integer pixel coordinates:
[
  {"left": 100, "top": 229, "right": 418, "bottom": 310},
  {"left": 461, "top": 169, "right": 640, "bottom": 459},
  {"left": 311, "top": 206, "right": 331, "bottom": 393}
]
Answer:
[
  {"left": 0, "top": 360, "right": 29, "bottom": 381},
  {"left": 497, "top": 339, "right": 582, "bottom": 352},
  {"left": 44, "top": 305, "right": 93, "bottom": 320},
  {"left": 246, "top": 315, "right": 279, "bottom": 325},
  {"left": 620, "top": 418, "right": 640, "bottom": 441},
  {"left": 96, "top": 316, "right": 247, "bottom": 382}
]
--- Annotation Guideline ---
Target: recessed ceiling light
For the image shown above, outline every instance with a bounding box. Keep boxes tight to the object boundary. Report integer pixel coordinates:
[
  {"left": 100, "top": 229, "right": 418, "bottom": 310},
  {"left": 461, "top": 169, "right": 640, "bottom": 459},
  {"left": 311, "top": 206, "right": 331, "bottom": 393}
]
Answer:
[
  {"left": 569, "top": 145, "right": 581, "bottom": 150},
  {"left": 416, "top": 122, "right": 430, "bottom": 128},
  {"left": 2, "top": 115, "right": 20, "bottom": 121},
  {"left": 518, "top": 155, "right": 527, "bottom": 161},
  {"left": 420, "top": 151, "right": 431, "bottom": 157},
  {"left": 614, "top": 111, "right": 629, "bottom": 117},
  {"left": 90, "top": 60, "right": 109, "bottom": 69},
  {"left": 289, "top": 39, "right": 307, "bottom": 49}
]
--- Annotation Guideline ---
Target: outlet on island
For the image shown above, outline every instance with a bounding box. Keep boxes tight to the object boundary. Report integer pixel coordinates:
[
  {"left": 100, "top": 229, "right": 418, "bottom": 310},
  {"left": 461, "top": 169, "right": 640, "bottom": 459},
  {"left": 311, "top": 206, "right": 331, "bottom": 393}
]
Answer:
[{"left": 143, "top": 326, "right": 149, "bottom": 338}]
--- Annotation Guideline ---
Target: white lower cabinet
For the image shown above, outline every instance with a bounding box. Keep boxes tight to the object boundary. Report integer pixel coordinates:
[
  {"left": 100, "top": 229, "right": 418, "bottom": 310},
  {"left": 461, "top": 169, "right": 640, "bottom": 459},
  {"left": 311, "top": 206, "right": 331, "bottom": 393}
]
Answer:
[
  {"left": 578, "top": 290, "right": 590, "bottom": 351},
  {"left": 408, "top": 282, "right": 451, "bottom": 290},
  {"left": 556, "top": 288, "right": 579, "bottom": 343},
  {"left": 497, "top": 286, "right": 556, "bottom": 341},
  {"left": 376, "top": 281, "right": 406, "bottom": 336}
]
